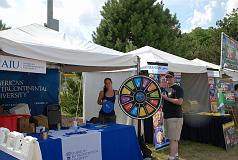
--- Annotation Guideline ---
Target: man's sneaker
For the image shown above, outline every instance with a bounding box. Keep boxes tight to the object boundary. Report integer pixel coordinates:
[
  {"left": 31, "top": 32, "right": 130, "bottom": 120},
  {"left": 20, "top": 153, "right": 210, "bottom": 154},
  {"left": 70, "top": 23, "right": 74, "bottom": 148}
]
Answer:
[
  {"left": 175, "top": 156, "right": 179, "bottom": 160},
  {"left": 167, "top": 157, "right": 179, "bottom": 160}
]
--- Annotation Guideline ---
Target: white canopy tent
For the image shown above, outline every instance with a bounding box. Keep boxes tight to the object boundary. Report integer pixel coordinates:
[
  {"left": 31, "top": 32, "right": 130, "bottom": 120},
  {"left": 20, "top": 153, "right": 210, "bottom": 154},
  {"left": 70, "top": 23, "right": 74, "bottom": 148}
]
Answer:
[
  {"left": 128, "top": 47, "right": 210, "bottom": 112},
  {"left": 192, "top": 58, "right": 220, "bottom": 70},
  {"left": 83, "top": 47, "right": 210, "bottom": 123},
  {"left": 127, "top": 46, "right": 207, "bottom": 73},
  {"left": 0, "top": 24, "right": 138, "bottom": 72},
  {"left": 192, "top": 58, "right": 238, "bottom": 79},
  {"left": 0, "top": 24, "right": 140, "bottom": 126}
]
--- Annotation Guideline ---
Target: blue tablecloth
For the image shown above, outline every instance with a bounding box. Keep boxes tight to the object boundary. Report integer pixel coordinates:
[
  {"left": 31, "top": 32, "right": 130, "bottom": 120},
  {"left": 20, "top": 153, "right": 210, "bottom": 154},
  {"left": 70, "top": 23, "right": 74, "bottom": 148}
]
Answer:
[
  {"left": 0, "top": 123, "right": 142, "bottom": 160},
  {"left": 98, "top": 124, "right": 142, "bottom": 160},
  {"left": 31, "top": 134, "right": 62, "bottom": 160},
  {"left": 0, "top": 150, "right": 17, "bottom": 160}
]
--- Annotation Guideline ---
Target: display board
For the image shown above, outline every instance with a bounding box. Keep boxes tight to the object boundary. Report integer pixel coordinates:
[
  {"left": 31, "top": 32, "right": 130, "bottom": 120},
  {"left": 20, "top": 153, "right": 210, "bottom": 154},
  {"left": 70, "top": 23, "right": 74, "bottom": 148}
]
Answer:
[
  {"left": 118, "top": 75, "right": 162, "bottom": 119},
  {"left": 221, "top": 32, "right": 238, "bottom": 70},
  {"left": 222, "top": 121, "right": 238, "bottom": 150},
  {"left": 217, "top": 79, "right": 235, "bottom": 105},
  {"left": 0, "top": 68, "right": 60, "bottom": 115},
  {"left": 153, "top": 107, "right": 170, "bottom": 150},
  {"left": 208, "top": 77, "right": 218, "bottom": 112},
  {"left": 208, "top": 77, "right": 235, "bottom": 113}
]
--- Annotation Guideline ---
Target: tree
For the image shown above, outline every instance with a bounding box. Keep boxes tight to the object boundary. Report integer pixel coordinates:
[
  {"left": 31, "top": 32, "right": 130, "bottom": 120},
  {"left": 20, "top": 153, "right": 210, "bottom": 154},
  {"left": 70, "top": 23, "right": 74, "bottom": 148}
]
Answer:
[
  {"left": 174, "top": 27, "right": 221, "bottom": 64},
  {"left": 174, "top": 9, "right": 238, "bottom": 65},
  {"left": 0, "top": 20, "right": 11, "bottom": 31},
  {"left": 93, "top": 0, "right": 181, "bottom": 53},
  {"left": 216, "top": 8, "right": 238, "bottom": 41},
  {"left": 60, "top": 75, "right": 83, "bottom": 117}
]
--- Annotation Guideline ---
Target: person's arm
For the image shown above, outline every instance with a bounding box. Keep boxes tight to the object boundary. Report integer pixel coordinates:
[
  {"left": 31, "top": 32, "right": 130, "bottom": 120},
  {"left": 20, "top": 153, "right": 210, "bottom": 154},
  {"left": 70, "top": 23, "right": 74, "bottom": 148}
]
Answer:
[
  {"left": 114, "top": 90, "right": 119, "bottom": 95},
  {"left": 162, "top": 94, "right": 183, "bottom": 105},
  {"left": 97, "top": 91, "right": 104, "bottom": 105},
  {"left": 161, "top": 86, "right": 184, "bottom": 105}
]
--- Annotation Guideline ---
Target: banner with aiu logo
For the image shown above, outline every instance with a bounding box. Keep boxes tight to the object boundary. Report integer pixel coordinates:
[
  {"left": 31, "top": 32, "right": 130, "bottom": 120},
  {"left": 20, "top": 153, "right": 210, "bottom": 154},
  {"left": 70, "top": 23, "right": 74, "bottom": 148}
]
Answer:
[
  {"left": 0, "top": 55, "right": 46, "bottom": 73},
  {"left": 0, "top": 68, "right": 59, "bottom": 115}
]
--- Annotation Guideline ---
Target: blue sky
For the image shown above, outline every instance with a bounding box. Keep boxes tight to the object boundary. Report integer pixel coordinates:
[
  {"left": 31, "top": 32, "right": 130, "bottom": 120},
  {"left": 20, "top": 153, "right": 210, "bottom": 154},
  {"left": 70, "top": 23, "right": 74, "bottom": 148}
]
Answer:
[
  {"left": 162, "top": 0, "right": 232, "bottom": 32},
  {"left": 0, "top": 0, "right": 238, "bottom": 41}
]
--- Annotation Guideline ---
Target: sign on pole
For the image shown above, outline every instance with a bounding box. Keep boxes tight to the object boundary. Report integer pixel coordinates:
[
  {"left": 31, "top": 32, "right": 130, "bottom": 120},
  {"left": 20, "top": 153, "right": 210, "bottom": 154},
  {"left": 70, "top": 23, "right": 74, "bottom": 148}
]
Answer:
[{"left": 220, "top": 33, "right": 238, "bottom": 70}]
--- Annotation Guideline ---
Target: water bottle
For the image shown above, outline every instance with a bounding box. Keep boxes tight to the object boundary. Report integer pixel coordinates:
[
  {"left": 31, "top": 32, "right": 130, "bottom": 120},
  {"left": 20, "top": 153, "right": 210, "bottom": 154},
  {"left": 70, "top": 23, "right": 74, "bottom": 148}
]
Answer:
[{"left": 73, "top": 120, "right": 78, "bottom": 133}]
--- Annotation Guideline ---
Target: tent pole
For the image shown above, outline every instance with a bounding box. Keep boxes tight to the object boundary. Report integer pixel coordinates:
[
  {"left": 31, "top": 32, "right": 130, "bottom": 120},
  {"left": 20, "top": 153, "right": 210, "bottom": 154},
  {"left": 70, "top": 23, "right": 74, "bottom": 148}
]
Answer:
[
  {"left": 136, "top": 56, "right": 140, "bottom": 75},
  {"left": 136, "top": 56, "right": 141, "bottom": 136},
  {"left": 136, "top": 56, "right": 152, "bottom": 158}
]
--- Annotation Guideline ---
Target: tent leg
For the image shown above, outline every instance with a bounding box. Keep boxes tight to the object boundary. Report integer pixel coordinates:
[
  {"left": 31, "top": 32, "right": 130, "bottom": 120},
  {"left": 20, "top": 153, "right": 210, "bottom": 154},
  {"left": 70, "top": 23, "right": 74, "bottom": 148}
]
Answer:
[
  {"left": 138, "top": 120, "right": 152, "bottom": 159},
  {"left": 138, "top": 119, "right": 141, "bottom": 136}
]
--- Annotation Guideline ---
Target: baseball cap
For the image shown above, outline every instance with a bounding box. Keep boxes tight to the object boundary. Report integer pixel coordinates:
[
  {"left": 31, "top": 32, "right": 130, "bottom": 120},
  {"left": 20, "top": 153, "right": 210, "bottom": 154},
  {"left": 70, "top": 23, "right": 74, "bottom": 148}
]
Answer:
[{"left": 165, "top": 71, "right": 174, "bottom": 78}]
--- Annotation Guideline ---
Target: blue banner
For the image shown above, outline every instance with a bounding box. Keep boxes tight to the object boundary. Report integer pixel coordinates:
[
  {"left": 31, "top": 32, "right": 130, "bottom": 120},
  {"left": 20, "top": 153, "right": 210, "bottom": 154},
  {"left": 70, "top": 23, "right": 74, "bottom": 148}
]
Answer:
[{"left": 0, "top": 69, "right": 59, "bottom": 116}]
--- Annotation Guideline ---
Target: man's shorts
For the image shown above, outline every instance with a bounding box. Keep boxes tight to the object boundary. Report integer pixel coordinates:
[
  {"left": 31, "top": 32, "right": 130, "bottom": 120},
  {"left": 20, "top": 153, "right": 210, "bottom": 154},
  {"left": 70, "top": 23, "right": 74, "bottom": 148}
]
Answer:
[{"left": 164, "top": 118, "right": 183, "bottom": 141}]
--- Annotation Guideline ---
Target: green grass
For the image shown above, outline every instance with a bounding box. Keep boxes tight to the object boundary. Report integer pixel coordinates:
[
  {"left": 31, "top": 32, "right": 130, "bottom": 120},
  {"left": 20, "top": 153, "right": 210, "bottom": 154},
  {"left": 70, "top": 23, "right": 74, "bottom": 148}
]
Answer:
[{"left": 148, "top": 140, "right": 238, "bottom": 160}]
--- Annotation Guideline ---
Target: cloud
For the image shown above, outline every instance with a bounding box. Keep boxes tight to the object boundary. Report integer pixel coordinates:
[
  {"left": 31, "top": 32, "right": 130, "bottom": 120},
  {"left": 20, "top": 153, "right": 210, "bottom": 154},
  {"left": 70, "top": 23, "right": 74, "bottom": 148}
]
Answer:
[
  {"left": 59, "top": 22, "right": 86, "bottom": 40},
  {"left": 53, "top": 0, "right": 106, "bottom": 41},
  {"left": 189, "top": 0, "right": 218, "bottom": 30},
  {"left": 0, "top": 0, "right": 11, "bottom": 8},
  {"left": 221, "top": 2, "right": 225, "bottom": 7},
  {"left": 190, "top": 5, "right": 212, "bottom": 28},
  {"left": 226, "top": 0, "right": 238, "bottom": 14},
  {"left": 180, "top": 27, "right": 191, "bottom": 33},
  {"left": 193, "top": 0, "right": 206, "bottom": 8},
  {"left": 0, "top": 0, "right": 46, "bottom": 27},
  {"left": 54, "top": 0, "right": 63, "bottom": 8},
  {"left": 0, "top": 0, "right": 106, "bottom": 41}
]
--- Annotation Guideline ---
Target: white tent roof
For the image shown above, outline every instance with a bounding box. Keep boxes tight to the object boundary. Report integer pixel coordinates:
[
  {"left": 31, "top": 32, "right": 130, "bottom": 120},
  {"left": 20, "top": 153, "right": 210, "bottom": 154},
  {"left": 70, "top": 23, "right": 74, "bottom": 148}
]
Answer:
[
  {"left": 192, "top": 58, "right": 238, "bottom": 79},
  {"left": 128, "top": 46, "right": 207, "bottom": 73},
  {"left": 192, "top": 58, "right": 220, "bottom": 70},
  {"left": 0, "top": 24, "right": 138, "bottom": 72}
]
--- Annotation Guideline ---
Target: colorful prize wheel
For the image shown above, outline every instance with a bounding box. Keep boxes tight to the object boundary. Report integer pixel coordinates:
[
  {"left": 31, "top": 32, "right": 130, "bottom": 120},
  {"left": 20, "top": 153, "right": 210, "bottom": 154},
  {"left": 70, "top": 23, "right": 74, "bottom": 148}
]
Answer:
[{"left": 118, "top": 75, "right": 162, "bottom": 119}]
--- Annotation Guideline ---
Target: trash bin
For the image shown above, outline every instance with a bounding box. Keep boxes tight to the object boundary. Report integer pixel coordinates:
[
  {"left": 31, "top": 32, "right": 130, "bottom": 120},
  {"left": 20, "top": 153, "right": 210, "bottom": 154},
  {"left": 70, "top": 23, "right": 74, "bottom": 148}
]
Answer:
[{"left": 47, "top": 104, "right": 61, "bottom": 129}]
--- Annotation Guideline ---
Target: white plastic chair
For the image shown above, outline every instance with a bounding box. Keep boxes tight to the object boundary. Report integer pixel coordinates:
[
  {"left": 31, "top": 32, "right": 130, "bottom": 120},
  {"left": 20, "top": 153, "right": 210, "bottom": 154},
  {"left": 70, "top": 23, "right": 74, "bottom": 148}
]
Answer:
[
  {"left": 6, "top": 131, "right": 24, "bottom": 150},
  {"left": 0, "top": 127, "right": 10, "bottom": 146}
]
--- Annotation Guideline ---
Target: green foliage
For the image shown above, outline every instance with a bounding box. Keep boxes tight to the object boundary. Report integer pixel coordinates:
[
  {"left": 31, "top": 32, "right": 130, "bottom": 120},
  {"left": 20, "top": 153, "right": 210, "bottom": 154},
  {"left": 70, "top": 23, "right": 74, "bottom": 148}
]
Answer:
[
  {"left": 60, "top": 76, "right": 83, "bottom": 117},
  {"left": 175, "top": 8, "right": 238, "bottom": 64},
  {"left": 0, "top": 20, "right": 11, "bottom": 31},
  {"left": 125, "top": 40, "right": 137, "bottom": 52},
  {"left": 93, "top": 0, "right": 181, "bottom": 53},
  {"left": 216, "top": 8, "right": 238, "bottom": 41},
  {"left": 93, "top": 1, "right": 237, "bottom": 65},
  {"left": 174, "top": 27, "right": 221, "bottom": 64}
]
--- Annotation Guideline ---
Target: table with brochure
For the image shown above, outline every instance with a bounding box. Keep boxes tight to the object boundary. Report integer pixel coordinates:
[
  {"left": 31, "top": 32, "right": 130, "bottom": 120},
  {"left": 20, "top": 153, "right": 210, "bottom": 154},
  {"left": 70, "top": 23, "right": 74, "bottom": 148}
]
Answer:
[{"left": 0, "top": 123, "right": 142, "bottom": 160}]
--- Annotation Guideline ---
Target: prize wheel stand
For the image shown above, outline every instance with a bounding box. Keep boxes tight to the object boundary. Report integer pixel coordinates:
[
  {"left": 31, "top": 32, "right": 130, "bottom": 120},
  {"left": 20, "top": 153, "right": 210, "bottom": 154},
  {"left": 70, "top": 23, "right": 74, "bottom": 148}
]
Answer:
[{"left": 118, "top": 75, "right": 162, "bottom": 157}]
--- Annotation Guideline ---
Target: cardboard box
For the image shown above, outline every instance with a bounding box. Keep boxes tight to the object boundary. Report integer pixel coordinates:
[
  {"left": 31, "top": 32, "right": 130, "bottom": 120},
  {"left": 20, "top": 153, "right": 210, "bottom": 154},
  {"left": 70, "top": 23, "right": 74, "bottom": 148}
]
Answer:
[
  {"left": 19, "top": 123, "right": 35, "bottom": 133},
  {"left": 18, "top": 117, "right": 30, "bottom": 131},
  {"left": 32, "top": 115, "right": 49, "bottom": 129},
  {"left": 27, "top": 123, "right": 35, "bottom": 133}
]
